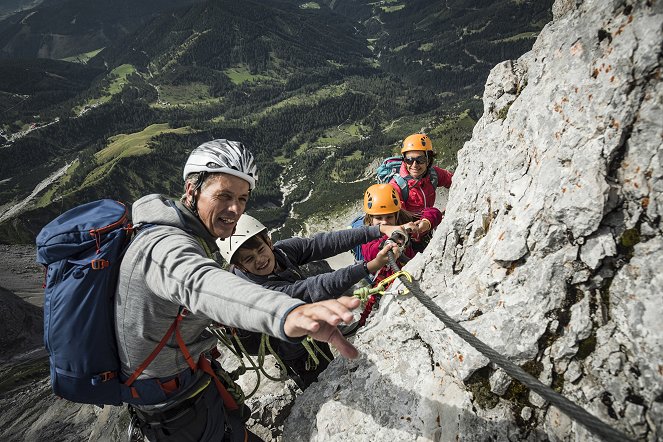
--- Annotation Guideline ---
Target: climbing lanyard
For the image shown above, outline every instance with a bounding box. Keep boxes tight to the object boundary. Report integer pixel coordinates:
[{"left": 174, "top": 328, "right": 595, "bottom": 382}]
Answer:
[
  {"left": 342, "top": 270, "right": 413, "bottom": 337},
  {"left": 208, "top": 327, "right": 290, "bottom": 400},
  {"left": 301, "top": 337, "right": 333, "bottom": 371},
  {"left": 209, "top": 326, "right": 331, "bottom": 396},
  {"left": 383, "top": 251, "right": 633, "bottom": 442}
]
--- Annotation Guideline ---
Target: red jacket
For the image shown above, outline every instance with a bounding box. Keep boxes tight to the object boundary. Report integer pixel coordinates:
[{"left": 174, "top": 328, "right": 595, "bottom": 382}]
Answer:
[
  {"left": 390, "top": 164, "right": 453, "bottom": 216},
  {"left": 361, "top": 205, "right": 441, "bottom": 265},
  {"left": 415, "top": 206, "right": 443, "bottom": 232},
  {"left": 361, "top": 235, "right": 417, "bottom": 283}
]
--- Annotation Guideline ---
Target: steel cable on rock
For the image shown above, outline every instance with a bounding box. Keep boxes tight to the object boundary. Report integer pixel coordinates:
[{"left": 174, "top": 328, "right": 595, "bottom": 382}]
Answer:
[{"left": 385, "top": 252, "right": 632, "bottom": 442}]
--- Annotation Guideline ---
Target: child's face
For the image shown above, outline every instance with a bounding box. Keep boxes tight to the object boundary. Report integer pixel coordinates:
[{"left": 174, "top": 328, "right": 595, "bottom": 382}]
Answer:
[
  {"left": 235, "top": 237, "right": 276, "bottom": 276},
  {"left": 371, "top": 213, "right": 398, "bottom": 226}
]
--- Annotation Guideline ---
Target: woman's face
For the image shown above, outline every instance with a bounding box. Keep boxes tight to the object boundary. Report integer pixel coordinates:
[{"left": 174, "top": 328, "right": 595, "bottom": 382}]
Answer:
[
  {"left": 371, "top": 213, "right": 398, "bottom": 227},
  {"left": 403, "top": 151, "right": 429, "bottom": 179}
]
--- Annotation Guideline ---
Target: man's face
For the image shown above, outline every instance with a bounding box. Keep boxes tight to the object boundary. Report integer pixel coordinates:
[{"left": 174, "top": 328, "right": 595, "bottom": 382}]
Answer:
[
  {"left": 235, "top": 237, "right": 276, "bottom": 276},
  {"left": 403, "top": 151, "right": 429, "bottom": 179},
  {"left": 187, "top": 173, "right": 250, "bottom": 238}
]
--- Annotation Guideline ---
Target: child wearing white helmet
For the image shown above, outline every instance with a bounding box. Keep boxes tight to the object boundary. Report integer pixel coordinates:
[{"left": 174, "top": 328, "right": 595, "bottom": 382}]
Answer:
[{"left": 216, "top": 214, "right": 404, "bottom": 389}]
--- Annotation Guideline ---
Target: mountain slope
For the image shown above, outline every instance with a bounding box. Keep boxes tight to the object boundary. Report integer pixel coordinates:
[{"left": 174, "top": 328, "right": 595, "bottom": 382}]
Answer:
[
  {"left": 0, "top": 0, "right": 48, "bottom": 21},
  {"left": 0, "top": 0, "right": 552, "bottom": 243},
  {"left": 325, "top": 0, "right": 552, "bottom": 97},
  {"left": 0, "top": 58, "right": 103, "bottom": 134},
  {"left": 94, "top": 0, "right": 371, "bottom": 75}
]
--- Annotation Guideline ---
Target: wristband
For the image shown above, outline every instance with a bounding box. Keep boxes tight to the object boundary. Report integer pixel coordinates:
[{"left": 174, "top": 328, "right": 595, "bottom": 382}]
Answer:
[
  {"left": 362, "top": 261, "right": 370, "bottom": 275},
  {"left": 421, "top": 219, "right": 432, "bottom": 232}
]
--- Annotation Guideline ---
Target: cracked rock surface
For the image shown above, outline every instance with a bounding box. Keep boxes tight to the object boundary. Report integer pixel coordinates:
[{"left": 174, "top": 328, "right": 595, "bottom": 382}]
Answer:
[
  {"left": 0, "top": 1, "right": 660, "bottom": 441},
  {"left": 284, "top": 1, "right": 662, "bottom": 440}
]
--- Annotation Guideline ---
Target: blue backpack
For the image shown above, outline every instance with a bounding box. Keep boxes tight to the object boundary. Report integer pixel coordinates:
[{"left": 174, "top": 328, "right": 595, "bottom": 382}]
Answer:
[
  {"left": 349, "top": 214, "right": 366, "bottom": 261},
  {"left": 36, "top": 199, "right": 182, "bottom": 406},
  {"left": 375, "top": 156, "right": 439, "bottom": 203}
]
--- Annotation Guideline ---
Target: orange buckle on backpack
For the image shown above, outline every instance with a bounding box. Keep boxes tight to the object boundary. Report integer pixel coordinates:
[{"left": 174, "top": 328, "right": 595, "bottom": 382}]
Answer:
[
  {"left": 91, "top": 370, "right": 117, "bottom": 385},
  {"left": 91, "top": 259, "right": 110, "bottom": 270}
]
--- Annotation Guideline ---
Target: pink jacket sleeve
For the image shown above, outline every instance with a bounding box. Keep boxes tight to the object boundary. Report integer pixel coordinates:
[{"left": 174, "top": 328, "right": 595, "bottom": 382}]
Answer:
[
  {"left": 421, "top": 207, "right": 443, "bottom": 229},
  {"left": 433, "top": 166, "right": 453, "bottom": 189},
  {"left": 361, "top": 236, "right": 386, "bottom": 262}
]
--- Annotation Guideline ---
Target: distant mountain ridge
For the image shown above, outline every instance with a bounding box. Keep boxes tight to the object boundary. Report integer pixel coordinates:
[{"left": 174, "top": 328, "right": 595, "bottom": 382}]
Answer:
[
  {"left": 93, "top": 0, "right": 371, "bottom": 76},
  {"left": 0, "top": 0, "right": 204, "bottom": 59},
  {"left": 0, "top": 0, "right": 553, "bottom": 244}
]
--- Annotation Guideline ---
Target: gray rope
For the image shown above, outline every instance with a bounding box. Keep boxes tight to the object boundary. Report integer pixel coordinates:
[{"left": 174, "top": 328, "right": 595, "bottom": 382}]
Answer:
[{"left": 386, "top": 252, "right": 632, "bottom": 442}]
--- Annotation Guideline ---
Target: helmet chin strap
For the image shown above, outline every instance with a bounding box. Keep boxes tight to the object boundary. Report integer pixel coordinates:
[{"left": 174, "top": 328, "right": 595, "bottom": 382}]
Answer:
[{"left": 189, "top": 171, "right": 208, "bottom": 217}]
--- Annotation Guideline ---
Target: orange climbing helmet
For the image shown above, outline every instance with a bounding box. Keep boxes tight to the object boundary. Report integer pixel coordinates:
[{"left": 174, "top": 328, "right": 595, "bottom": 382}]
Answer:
[
  {"left": 364, "top": 183, "right": 402, "bottom": 215},
  {"left": 401, "top": 133, "right": 433, "bottom": 154}
]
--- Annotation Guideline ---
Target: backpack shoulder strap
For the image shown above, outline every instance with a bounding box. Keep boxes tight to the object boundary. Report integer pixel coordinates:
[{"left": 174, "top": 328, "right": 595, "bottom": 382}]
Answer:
[
  {"left": 429, "top": 167, "right": 439, "bottom": 188},
  {"left": 393, "top": 175, "right": 409, "bottom": 203}
]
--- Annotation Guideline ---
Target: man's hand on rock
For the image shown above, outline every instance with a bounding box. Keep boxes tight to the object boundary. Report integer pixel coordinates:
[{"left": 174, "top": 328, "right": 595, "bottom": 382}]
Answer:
[{"left": 284, "top": 297, "right": 360, "bottom": 359}]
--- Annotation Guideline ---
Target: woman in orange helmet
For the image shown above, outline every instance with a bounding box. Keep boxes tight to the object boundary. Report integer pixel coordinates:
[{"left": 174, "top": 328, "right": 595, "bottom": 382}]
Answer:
[
  {"left": 389, "top": 133, "right": 452, "bottom": 251},
  {"left": 392, "top": 133, "right": 453, "bottom": 212}
]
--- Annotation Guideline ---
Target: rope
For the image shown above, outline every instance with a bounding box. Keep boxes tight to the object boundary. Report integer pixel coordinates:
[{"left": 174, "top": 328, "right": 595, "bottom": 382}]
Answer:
[
  {"left": 301, "top": 337, "right": 333, "bottom": 371},
  {"left": 256, "top": 333, "right": 290, "bottom": 382},
  {"left": 358, "top": 295, "right": 377, "bottom": 327},
  {"left": 208, "top": 328, "right": 289, "bottom": 400},
  {"left": 385, "top": 252, "right": 633, "bottom": 442}
]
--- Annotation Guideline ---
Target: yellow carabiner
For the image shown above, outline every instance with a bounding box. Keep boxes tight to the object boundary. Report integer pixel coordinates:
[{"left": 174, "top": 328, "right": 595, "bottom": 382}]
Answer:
[
  {"left": 375, "top": 270, "right": 412, "bottom": 295},
  {"left": 352, "top": 270, "right": 413, "bottom": 300}
]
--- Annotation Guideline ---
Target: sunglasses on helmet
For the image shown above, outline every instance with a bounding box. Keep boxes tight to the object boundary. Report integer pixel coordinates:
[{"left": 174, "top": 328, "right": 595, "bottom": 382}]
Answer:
[{"left": 403, "top": 155, "right": 428, "bottom": 165}]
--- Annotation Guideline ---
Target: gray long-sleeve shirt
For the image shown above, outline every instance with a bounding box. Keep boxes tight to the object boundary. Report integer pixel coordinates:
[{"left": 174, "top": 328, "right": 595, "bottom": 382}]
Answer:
[
  {"left": 114, "top": 194, "right": 305, "bottom": 379},
  {"left": 232, "top": 225, "right": 382, "bottom": 302}
]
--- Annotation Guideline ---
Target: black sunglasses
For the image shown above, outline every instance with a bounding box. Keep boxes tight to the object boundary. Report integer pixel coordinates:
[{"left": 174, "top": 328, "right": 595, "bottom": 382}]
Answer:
[{"left": 403, "top": 156, "right": 428, "bottom": 165}]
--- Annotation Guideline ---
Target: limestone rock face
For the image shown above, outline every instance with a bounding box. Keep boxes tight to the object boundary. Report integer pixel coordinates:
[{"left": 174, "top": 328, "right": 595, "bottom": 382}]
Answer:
[{"left": 284, "top": 1, "right": 663, "bottom": 441}]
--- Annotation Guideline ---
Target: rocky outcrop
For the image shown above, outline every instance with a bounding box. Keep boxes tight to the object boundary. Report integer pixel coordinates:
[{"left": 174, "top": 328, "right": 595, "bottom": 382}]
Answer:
[
  {"left": 0, "top": 288, "right": 42, "bottom": 360},
  {"left": 0, "top": 288, "right": 129, "bottom": 441},
  {"left": 284, "top": 1, "right": 662, "bottom": 441}
]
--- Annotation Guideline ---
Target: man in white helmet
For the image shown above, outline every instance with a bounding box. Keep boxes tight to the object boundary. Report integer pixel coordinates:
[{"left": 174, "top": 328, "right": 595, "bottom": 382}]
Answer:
[{"left": 115, "top": 139, "right": 359, "bottom": 441}]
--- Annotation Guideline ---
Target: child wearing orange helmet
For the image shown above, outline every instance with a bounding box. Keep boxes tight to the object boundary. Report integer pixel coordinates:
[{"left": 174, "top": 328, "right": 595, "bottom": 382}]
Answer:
[{"left": 361, "top": 183, "right": 442, "bottom": 283}]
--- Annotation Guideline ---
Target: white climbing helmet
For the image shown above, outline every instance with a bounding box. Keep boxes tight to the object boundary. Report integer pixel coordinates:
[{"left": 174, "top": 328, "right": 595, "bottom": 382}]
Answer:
[
  {"left": 216, "top": 214, "right": 268, "bottom": 263},
  {"left": 183, "top": 139, "right": 258, "bottom": 190}
]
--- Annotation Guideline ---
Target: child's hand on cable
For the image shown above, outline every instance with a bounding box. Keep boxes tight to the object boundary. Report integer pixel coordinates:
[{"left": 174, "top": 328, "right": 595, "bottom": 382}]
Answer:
[
  {"left": 367, "top": 242, "right": 401, "bottom": 273},
  {"left": 378, "top": 224, "right": 407, "bottom": 239}
]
